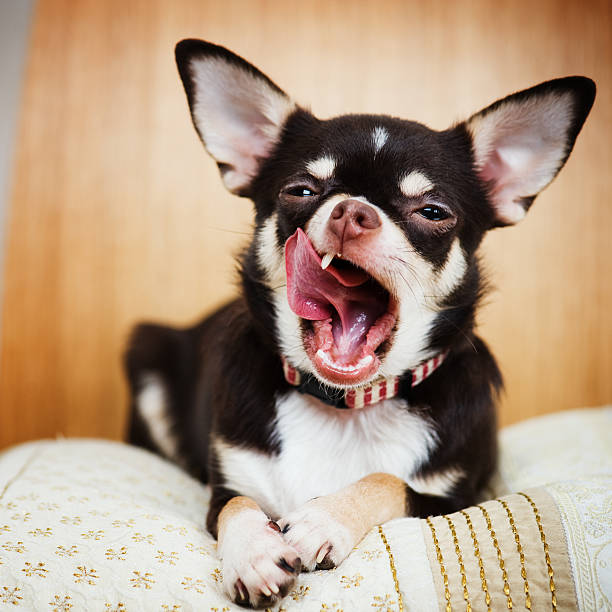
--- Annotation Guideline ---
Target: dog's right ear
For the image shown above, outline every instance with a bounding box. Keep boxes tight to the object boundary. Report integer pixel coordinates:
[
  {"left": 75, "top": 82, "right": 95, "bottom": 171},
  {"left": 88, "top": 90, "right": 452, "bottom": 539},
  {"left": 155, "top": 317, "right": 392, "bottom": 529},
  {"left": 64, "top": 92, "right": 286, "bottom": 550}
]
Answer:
[{"left": 175, "top": 39, "right": 296, "bottom": 196}]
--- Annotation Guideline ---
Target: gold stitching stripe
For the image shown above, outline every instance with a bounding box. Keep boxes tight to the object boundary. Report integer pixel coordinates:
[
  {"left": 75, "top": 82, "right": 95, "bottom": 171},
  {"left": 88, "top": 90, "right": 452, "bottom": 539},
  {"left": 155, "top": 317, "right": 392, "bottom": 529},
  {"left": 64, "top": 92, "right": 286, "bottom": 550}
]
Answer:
[
  {"left": 518, "top": 492, "right": 557, "bottom": 611},
  {"left": 377, "top": 525, "right": 404, "bottom": 612},
  {"left": 498, "top": 499, "right": 532, "bottom": 610},
  {"left": 426, "top": 517, "right": 452, "bottom": 612},
  {"left": 460, "top": 509, "right": 491, "bottom": 612},
  {"left": 477, "top": 505, "right": 513, "bottom": 610},
  {"left": 443, "top": 515, "right": 471, "bottom": 611}
]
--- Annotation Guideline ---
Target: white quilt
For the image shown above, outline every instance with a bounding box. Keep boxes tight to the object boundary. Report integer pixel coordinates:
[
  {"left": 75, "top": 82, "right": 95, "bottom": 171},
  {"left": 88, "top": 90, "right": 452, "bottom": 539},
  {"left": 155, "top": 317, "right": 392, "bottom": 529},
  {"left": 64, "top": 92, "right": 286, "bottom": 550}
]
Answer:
[{"left": 0, "top": 407, "right": 610, "bottom": 611}]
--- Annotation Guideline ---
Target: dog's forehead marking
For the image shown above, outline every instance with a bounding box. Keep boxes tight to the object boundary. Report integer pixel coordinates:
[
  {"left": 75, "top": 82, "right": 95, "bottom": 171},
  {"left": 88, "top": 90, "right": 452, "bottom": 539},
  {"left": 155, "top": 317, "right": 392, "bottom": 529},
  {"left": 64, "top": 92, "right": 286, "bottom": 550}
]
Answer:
[
  {"left": 372, "top": 126, "right": 389, "bottom": 154},
  {"left": 399, "top": 170, "right": 434, "bottom": 198},
  {"left": 306, "top": 155, "right": 336, "bottom": 180}
]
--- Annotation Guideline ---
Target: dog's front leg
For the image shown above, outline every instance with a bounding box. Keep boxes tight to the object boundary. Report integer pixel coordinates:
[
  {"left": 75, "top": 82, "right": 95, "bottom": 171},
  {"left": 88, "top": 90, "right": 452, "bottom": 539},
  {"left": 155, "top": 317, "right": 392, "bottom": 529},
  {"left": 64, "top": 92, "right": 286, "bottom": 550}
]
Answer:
[
  {"left": 217, "top": 496, "right": 302, "bottom": 608},
  {"left": 277, "top": 472, "right": 406, "bottom": 571}
]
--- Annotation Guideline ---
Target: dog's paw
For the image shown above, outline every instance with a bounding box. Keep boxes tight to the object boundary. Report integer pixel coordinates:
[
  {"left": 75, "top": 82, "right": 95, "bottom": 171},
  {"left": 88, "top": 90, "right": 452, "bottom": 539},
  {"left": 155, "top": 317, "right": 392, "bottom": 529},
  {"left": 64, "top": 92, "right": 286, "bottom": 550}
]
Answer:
[
  {"left": 278, "top": 499, "right": 356, "bottom": 572},
  {"left": 219, "top": 510, "right": 301, "bottom": 608}
]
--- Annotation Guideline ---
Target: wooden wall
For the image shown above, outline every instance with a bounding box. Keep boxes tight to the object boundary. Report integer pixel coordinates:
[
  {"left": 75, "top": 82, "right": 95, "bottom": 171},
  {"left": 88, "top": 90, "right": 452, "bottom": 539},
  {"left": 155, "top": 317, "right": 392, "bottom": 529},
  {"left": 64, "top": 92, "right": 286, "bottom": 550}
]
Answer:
[{"left": 1, "top": 0, "right": 610, "bottom": 449}]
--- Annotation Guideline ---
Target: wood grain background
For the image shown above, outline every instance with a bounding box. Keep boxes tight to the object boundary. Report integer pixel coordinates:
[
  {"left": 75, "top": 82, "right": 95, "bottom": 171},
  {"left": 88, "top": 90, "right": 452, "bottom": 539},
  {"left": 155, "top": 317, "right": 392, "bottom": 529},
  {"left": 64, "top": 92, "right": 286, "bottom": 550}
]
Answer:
[{"left": 1, "top": 0, "right": 610, "bottom": 449}]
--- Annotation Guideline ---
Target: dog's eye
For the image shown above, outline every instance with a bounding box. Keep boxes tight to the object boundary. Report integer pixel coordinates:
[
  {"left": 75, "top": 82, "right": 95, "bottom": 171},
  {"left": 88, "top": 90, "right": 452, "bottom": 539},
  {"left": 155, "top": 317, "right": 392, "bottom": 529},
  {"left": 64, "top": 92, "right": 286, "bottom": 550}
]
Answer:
[
  {"left": 417, "top": 206, "right": 450, "bottom": 221},
  {"left": 285, "top": 186, "right": 317, "bottom": 197},
  {"left": 279, "top": 184, "right": 320, "bottom": 205}
]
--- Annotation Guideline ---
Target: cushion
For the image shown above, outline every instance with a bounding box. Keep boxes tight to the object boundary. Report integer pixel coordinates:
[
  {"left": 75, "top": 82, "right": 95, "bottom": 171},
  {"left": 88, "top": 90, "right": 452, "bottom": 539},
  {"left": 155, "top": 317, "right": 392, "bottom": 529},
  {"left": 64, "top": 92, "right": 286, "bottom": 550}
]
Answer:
[{"left": 0, "top": 407, "right": 610, "bottom": 610}]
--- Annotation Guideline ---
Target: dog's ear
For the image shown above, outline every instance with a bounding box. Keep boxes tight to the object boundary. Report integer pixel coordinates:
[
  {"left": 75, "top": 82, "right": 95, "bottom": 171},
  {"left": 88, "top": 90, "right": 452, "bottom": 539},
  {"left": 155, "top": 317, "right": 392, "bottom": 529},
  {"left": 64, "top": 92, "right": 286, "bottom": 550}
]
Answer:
[
  {"left": 466, "top": 77, "right": 595, "bottom": 226},
  {"left": 175, "top": 39, "right": 296, "bottom": 195}
]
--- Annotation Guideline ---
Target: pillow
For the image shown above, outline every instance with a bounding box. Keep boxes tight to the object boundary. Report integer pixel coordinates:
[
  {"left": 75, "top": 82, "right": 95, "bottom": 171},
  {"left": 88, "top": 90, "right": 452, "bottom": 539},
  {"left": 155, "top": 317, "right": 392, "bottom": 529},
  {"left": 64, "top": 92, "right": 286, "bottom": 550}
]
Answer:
[{"left": 0, "top": 407, "right": 610, "bottom": 610}]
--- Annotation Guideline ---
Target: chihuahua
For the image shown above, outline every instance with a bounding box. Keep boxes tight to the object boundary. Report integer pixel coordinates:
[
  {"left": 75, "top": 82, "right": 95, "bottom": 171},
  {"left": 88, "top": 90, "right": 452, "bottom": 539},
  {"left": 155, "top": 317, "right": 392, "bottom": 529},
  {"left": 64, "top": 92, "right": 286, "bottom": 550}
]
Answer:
[{"left": 125, "top": 39, "right": 595, "bottom": 607}]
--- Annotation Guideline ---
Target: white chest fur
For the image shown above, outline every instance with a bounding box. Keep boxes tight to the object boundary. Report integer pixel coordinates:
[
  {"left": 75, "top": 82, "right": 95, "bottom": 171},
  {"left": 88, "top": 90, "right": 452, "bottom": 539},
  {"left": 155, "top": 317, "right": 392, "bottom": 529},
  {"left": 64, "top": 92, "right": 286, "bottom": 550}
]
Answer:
[{"left": 214, "top": 392, "right": 438, "bottom": 519}]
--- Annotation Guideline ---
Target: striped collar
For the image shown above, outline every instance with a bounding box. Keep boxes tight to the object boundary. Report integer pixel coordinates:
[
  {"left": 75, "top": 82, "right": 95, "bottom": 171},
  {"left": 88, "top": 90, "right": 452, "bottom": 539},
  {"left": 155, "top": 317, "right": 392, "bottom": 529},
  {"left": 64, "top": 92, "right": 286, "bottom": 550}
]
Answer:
[{"left": 282, "top": 351, "right": 448, "bottom": 410}]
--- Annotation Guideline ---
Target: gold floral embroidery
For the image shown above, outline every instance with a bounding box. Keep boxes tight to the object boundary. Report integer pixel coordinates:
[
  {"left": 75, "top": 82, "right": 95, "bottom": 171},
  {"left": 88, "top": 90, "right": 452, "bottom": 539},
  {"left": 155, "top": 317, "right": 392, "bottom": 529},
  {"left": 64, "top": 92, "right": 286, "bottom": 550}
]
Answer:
[
  {"left": 67, "top": 496, "right": 89, "bottom": 504},
  {"left": 371, "top": 594, "right": 397, "bottom": 611},
  {"left": 210, "top": 568, "right": 222, "bottom": 583},
  {"left": 209, "top": 607, "right": 230, "bottom": 612},
  {"left": 290, "top": 585, "right": 311, "bottom": 600},
  {"left": 0, "top": 525, "right": 11, "bottom": 534},
  {"left": 162, "top": 606, "right": 182, "bottom": 611},
  {"left": 2, "top": 541, "right": 26, "bottom": 553},
  {"left": 156, "top": 550, "right": 179, "bottom": 565},
  {"left": 0, "top": 586, "right": 23, "bottom": 605},
  {"left": 105, "top": 546, "right": 128, "bottom": 561},
  {"left": 49, "top": 594, "right": 73, "bottom": 611},
  {"left": 11, "top": 512, "right": 31, "bottom": 522},
  {"left": 73, "top": 566, "right": 98, "bottom": 585},
  {"left": 104, "top": 604, "right": 126, "bottom": 611},
  {"left": 22, "top": 561, "right": 48, "bottom": 578},
  {"left": 320, "top": 603, "right": 344, "bottom": 611},
  {"left": 131, "top": 571, "right": 155, "bottom": 589},
  {"left": 112, "top": 519, "right": 135, "bottom": 528},
  {"left": 55, "top": 545, "right": 79, "bottom": 558},
  {"left": 185, "top": 542, "right": 209, "bottom": 556},
  {"left": 362, "top": 549, "right": 383, "bottom": 561},
  {"left": 3, "top": 502, "right": 17, "bottom": 511},
  {"left": 81, "top": 529, "right": 105, "bottom": 541},
  {"left": 37, "top": 502, "right": 59, "bottom": 512},
  {"left": 88, "top": 510, "right": 110, "bottom": 518},
  {"left": 163, "top": 525, "right": 188, "bottom": 536},
  {"left": 132, "top": 532, "right": 155, "bottom": 545},
  {"left": 29, "top": 527, "right": 53, "bottom": 537},
  {"left": 340, "top": 573, "right": 363, "bottom": 589},
  {"left": 60, "top": 516, "right": 82, "bottom": 526},
  {"left": 181, "top": 577, "right": 206, "bottom": 594}
]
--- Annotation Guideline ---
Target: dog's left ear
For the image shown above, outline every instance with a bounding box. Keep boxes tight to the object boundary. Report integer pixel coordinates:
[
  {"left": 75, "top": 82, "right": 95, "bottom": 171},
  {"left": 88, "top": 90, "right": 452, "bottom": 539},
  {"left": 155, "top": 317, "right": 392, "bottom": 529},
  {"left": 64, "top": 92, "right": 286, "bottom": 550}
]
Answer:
[
  {"left": 175, "top": 39, "right": 296, "bottom": 195},
  {"left": 466, "top": 77, "right": 595, "bottom": 226}
]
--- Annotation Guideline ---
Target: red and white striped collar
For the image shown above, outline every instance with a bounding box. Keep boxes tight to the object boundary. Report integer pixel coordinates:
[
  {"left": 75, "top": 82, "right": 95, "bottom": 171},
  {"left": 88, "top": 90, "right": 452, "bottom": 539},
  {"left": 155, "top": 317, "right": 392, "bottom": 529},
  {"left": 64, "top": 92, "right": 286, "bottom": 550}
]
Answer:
[{"left": 282, "top": 351, "right": 448, "bottom": 410}]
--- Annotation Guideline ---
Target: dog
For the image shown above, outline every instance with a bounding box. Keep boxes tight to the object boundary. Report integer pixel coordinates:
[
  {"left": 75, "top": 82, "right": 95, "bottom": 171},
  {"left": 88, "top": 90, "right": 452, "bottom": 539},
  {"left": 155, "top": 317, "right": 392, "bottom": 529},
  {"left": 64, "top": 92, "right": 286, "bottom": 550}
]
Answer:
[{"left": 124, "top": 39, "right": 595, "bottom": 607}]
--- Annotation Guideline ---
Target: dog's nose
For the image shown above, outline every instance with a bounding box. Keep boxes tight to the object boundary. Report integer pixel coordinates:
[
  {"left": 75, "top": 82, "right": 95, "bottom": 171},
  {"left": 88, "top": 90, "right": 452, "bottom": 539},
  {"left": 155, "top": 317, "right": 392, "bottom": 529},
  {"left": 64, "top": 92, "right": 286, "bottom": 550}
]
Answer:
[{"left": 328, "top": 199, "right": 381, "bottom": 243}]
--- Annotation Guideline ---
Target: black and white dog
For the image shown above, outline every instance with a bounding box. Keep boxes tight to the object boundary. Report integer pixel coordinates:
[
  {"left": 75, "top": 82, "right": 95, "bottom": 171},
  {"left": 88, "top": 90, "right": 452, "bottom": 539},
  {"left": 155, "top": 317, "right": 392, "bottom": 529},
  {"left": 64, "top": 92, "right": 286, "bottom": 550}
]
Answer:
[{"left": 125, "top": 39, "right": 595, "bottom": 607}]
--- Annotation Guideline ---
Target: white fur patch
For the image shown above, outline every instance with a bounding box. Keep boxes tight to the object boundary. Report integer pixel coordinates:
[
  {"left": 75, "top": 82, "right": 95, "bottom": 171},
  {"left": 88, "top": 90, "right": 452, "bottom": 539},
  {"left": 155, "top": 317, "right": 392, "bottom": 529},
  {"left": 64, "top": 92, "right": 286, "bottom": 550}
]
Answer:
[
  {"left": 136, "top": 373, "right": 181, "bottom": 463},
  {"left": 399, "top": 170, "right": 434, "bottom": 198},
  {"left": 306, "top": 155, "right": 336, "bottom": 180},
  {"left": 409, "top": 466, "right": 465, "bottom": 497},
  {"left": 214, "top": 393, "right": 437, "bottom": 518},
  {"left": 218, "top": 507, "right": 298, "bottom": 603},
  {"left": 434, "top": 239, "right": 467, "bottom": 297},
  {"left": 372, "top": 126, "right": 389, "bottom": 154},
  {"left": 256, "top": 212, "right": 284, "bottom": 287},
  {"left": 468, "top": 90, "right": 574, "bottom": 225},
  {"left": 278, "top": 502, "right": 354, "bottom": 570}
]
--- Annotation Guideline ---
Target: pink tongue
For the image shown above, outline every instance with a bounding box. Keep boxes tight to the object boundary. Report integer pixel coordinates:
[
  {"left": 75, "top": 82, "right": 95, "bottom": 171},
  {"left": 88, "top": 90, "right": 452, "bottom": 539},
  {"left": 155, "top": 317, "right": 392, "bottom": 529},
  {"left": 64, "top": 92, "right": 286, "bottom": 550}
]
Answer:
[{"left": 285, "top": 229, "right": 387, "bottom": 359}]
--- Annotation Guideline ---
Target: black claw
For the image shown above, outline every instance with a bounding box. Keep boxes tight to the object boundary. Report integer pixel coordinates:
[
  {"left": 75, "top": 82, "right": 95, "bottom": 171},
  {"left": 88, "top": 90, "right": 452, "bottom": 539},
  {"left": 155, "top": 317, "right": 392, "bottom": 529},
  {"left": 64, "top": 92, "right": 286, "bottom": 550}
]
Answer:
[
  {"left": 234, "top": 579, "right": 250, "bottom": 606},
  {"left": 257, "top": 593, "right": 275, "bottom": 608},
  {"left": 316, "top": 553, "right": 336, "bottom": 570},
  {"left": 279, "top": 580, "right": 292, "bottom": 598},
  {"left": 281, "top": 523, "right": 291, "bottom": 534},
  {"left": 277, "top": 556, "right": 299, "bottom": 573}
]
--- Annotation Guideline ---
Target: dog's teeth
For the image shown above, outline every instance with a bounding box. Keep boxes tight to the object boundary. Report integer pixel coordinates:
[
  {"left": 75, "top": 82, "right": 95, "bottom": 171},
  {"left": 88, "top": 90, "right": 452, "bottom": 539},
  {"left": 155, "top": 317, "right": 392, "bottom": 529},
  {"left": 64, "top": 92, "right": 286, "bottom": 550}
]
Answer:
[{"left": 321, "top": 252, "right": 334, "bottom": 270}]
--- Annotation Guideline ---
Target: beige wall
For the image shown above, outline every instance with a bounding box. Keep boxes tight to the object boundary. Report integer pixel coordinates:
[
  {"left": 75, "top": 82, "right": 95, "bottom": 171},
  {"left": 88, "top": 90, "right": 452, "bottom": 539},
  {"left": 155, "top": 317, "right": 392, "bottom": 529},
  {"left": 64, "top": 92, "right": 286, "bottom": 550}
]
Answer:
[{"left": 1, "top": 0, "right": 610, "bottom": 449}]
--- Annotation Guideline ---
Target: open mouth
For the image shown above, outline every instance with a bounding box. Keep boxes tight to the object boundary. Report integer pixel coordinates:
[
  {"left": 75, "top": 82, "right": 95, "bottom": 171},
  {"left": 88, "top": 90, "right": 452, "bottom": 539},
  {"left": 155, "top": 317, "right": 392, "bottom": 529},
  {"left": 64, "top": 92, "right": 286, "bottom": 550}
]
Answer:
[{"left": 285, "top": 228, "right": 397, "bottom": 386}]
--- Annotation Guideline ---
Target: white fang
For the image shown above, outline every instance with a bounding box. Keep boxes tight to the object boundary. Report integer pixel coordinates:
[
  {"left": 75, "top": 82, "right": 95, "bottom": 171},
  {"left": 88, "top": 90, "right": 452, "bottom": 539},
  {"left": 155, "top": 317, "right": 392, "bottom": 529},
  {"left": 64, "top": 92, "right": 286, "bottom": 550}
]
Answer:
[
  {"left": 400, "top": 170, "right": 434, "bottom": 198},
  {"left": 321, "top": 252, "right": 334, "bottom": 270},
  {"left": 307, "top": 156, "right": 336, "bottom": 180},
  {"left": 372, "top": 126, "right": 389, "bottom": 154}
]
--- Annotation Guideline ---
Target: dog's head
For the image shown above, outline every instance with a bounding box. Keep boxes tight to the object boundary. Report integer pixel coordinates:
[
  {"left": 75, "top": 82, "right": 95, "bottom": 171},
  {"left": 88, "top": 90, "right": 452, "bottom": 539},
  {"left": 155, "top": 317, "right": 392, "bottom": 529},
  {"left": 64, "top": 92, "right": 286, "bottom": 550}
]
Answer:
[{"left": 175, "top": 39, "right": 595, "bottom": 389}]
